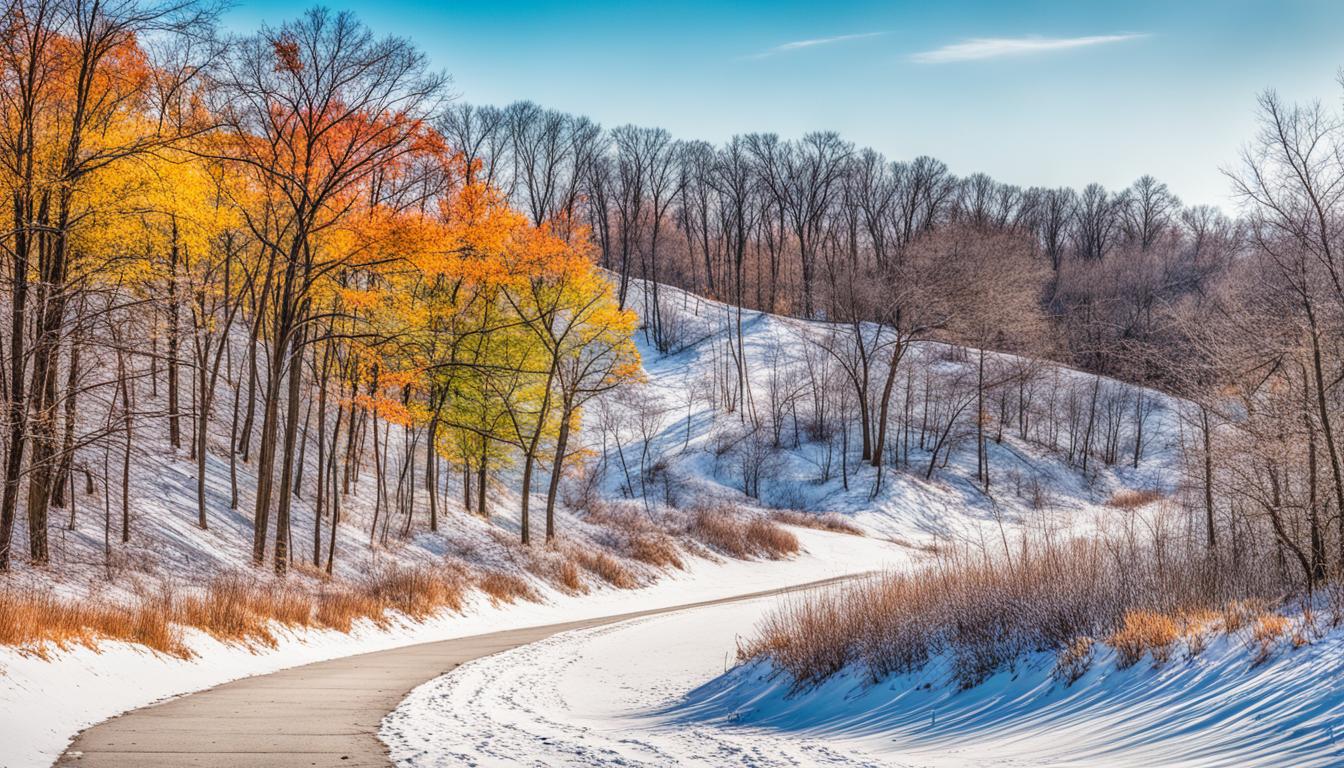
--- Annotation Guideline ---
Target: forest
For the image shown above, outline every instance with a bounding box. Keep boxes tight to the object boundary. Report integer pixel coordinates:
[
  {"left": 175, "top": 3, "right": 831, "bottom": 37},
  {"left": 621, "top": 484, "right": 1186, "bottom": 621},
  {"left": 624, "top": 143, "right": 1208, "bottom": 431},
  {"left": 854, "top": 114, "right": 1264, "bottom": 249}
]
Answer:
[{"left": 1, "top": 0, "right": 1342, "bottom": 613}]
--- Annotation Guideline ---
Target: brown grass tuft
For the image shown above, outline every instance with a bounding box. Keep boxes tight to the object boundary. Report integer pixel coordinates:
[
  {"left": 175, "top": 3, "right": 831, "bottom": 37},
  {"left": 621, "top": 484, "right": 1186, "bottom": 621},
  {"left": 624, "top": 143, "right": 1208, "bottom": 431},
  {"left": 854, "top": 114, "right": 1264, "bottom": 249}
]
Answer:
[
  {"left": 770, "top": 510, "right": 864, "bottom": 537},
  {"left": 176, "top": 575, "right": 292, "bottom": 647},
  {"left": 477, "top": 570, "right": 539, "bottom": 606},
  {"left": 689, "top": 506, "right": 800, "bottom": 560},
  {"left": 361, "top": 565, "right": 466, "bottom": 620},
  {"left": 569, "top": 545, "right": 639, "bottom": 589},
  {"left": 626, "top": 531, "right": 684, "bottom": 569},
  {"left": 1109, "top": 610, "right": 1179, "bottom": 668},
  {"left": 741, "top": 527, "right": 1299, "bottom": 691},
  {"left": 0, "top": 588, "right": 189, "bottom": 659},
  {"left": 1107, "top": 489, "right": 1166, "bottom": 510},
  {"left": 1250, "top": 613, "right": 1289, "bottom": 664},
  {"left": 525, "top": 546, "right": 589, "bottom": 595},
  {"left": 1053, "top": 636, "right": 1095, "bottom": 684}
]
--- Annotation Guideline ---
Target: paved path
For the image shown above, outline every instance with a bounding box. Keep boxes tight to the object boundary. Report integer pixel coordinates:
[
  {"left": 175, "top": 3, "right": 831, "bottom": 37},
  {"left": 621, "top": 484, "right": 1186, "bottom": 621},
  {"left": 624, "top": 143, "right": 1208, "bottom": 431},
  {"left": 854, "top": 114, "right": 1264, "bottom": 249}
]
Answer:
[{"left": 55, "top": 576, "right": 852, "bottom": 768}]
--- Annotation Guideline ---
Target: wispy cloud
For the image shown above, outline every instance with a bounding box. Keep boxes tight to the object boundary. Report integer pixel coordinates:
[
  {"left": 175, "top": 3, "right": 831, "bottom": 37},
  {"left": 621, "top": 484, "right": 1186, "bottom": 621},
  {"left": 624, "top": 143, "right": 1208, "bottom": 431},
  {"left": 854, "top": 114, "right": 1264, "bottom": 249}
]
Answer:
[
  {"left": 746, "top": 32, "right": 885, "bottom": 60},
  {"left": 910, "top": 33, "right": 1146, "bottom": 64}
]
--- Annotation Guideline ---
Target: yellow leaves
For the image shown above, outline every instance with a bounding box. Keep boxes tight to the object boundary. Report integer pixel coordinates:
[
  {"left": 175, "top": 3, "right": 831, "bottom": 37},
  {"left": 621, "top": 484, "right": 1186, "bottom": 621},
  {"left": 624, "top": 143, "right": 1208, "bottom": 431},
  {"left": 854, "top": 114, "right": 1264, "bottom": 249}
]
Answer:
[{"left": 339, "top": 287, "right": 384, "bottom": 312}]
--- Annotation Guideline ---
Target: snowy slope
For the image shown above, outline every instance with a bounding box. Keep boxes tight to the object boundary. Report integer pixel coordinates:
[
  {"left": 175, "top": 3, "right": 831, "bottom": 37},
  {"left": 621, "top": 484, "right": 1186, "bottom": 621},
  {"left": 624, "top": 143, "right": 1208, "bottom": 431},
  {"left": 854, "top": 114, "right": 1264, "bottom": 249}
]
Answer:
[
  {"left": 611, "top": 280, "right": 1182, "bottom": 545},
  {"left": 1, "top": 528, "right": 908, "bottom": 768},
  {"left": 5, "top": 277, "right": 1189, "bottom": 767},
  {"left": 385, "top": 590, "right": 1344, "bottom": 768}
]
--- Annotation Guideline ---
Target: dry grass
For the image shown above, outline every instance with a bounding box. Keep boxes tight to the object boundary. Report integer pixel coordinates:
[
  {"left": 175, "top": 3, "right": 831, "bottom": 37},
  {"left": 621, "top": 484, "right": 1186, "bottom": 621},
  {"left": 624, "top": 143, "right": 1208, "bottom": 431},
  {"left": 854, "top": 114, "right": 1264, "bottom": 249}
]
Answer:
[
  {"left": 569, "top": 546, "right": 640, "bottom": 589},
  {"left": 626, "top": 531, "right": 684, "bottom": 569},
  {"left": 1107, "top": 489, "right": 1166, "bottom": 510},
  {"left": 1250, "top": 613, "right": 1289, "bottom": 664},
  {"left": 523, "top": 547, "right": 588, "bottom": 595},
  {"left": 313, "top": 588, "right": 385, "bottom": 633},
  {"left": 741, "top": 530, "right": 1298, "bottom": 690},
  {"left": 359, "top": 565, "right": 467, "bottom": 620},
  {"left": 0, "top": 564, "right": 471, "bottom": 658},
  {"left": 689, "top": 506, "right": 800, "bottom": 560},
  {"left": 1110, "top": 610, "right": 1179, "bottom": 667},
  {"left": 770, "top": 510, "right": 865, "bottom": 537},
  {"left": 477, "top": 570, "right": 539, "bottom": 606},
  {"left": 1053, "top": 636, "right": 1096, "bottom": 683},
  {"left": 583, "top": 503, "right": 685, "bottom": 570},
  {"left": 0, "top": 588, "right": 189, "bottom": 659},
  {"left": 177, "top": 575, "right": 294, "bottom": 647}
]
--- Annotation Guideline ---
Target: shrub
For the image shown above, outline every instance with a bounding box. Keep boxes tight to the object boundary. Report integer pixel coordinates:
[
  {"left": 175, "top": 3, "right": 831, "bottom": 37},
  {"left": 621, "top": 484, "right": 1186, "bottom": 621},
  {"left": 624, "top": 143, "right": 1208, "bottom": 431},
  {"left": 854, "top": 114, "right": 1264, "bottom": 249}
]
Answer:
[
  {"left": 1109, "top": 611, "right": 1179, "bottom": 668},
  {"left": 1107, "top": 489, "right": 1166, "bottom": 510},
  {"left": 1250, "top": 613, "right": 1289, "bottom": 665},
  {"left": 689, "top": 505, "right": 799, "bottom": 560},
  {"left": 524, "top": 547, "right": 588, "bottom": 595},
  {"left": 1053, "top": 636, "right": 1095, "bottom": 684},
  {"left": 741, "top": 527, "right": 1298, "bottom": 691},
  {"left": 477, "top": 570, "right": 539, "bottom": 606},
  {"left": 0, "top": 587, "right": 188, "bottom": 658},
  {"left": 569, "top": 546, "right": 639, "bottom": 589},
  {"left": 770, "top": 510, "right": 864, "bottom": 537}
]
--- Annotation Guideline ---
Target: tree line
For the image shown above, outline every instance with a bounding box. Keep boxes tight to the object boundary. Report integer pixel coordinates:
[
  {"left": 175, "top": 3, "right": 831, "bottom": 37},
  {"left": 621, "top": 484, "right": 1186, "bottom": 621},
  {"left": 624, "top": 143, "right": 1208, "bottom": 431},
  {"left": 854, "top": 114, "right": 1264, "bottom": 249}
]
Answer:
[
  {"left": 3, "top": 0, "right": 1343, "bottom": 599},
  {"left": 454, "top": 81, "right": 1344, "bottom": 593},
  {"left": 0, "top": 1, "right": 639, "bottom": 576}
]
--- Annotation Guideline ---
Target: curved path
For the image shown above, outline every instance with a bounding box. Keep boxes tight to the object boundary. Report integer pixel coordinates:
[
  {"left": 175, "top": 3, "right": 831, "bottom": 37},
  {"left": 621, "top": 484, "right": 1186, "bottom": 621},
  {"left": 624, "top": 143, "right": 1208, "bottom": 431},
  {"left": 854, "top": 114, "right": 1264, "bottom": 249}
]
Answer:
[{"left": 55, "top": 576, "right": 854, "bottom": 768}]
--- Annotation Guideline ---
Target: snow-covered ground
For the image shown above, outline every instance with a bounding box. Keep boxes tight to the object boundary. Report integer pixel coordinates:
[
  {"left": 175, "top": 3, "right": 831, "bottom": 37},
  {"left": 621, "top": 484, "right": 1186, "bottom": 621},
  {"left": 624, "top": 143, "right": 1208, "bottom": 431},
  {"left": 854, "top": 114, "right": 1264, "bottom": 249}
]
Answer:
[
  {"left": 3, "top": 280, "right": 1196, "bottom": 767},
  {"left": 382, "top": 591, "right": 893, "bottom": 767},
  {"left": 384, "top": 590, "right": 1344, "bottom": 768},
  {"left": 381, "top": 287, "right": 1343, "bottom": 768},
  {"left": 614, "top": 282, "right": 1183, "bottom": 548},
  {"left": 0, "top": 527, "right": 906, "bottom": 768}
]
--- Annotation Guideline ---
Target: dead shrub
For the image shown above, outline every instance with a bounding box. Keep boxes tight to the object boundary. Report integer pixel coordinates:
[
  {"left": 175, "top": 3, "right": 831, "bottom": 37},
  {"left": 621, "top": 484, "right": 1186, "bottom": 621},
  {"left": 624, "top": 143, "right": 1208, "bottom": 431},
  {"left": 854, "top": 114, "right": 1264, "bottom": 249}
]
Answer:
[
  {"left": 524, "top": 546, "right": 589, "bottom": 595},
  {"left": 313, "top": 588, "right": 384, "bottom": 633},
  {"left": 2, "top": 561, "right": 475, "bottom": 658},
  {"left": 770, "top": 510, "right": 864, "bottom": 537},
  {"left": 177, "top": 574, "right": 288, "bottom": 647},
  {"left": 1221, "top": 599, "right": 1271, "bottom": 633},
  {"left": 1250, "top": 613, "right": 1289, "bottom": 664},
  {"left": 1179, "top": 610, "right": 1217, "bottom": 659},
  {"left": 742, "top": 529, "right": 1298, "bottom": 692},
  {"left": 362, "top": 565, "right": 466, "bottom": 620},
  {"left": 627, "top": 531, "right": 684, "bottom": 569},
  {"left": 1109, "top": 610, "right": 1179, "bottom": 668},
  {"left": 1106, "top": 489, "right": 1166, "bottom": 510},
  {"left": 1053, "top": 636, "right": 1095, "bottom": 684},
  {"left": 584, "top": 502, "right": 685, "bottom": 570},
  {"left": 566, "top": 543, "right": 639, "bottom": 589},
  {"left": 477, "top": 570, "right": 539, "bottom": 606},
  {"left": 0, "top": 588, "right": 188, "bottom": 659},
  {"left": 746, "top": 518, "right": 800, "bottom": 558},
  {"left": 689, "top": 505, "right": 799, "bottom": 559}
]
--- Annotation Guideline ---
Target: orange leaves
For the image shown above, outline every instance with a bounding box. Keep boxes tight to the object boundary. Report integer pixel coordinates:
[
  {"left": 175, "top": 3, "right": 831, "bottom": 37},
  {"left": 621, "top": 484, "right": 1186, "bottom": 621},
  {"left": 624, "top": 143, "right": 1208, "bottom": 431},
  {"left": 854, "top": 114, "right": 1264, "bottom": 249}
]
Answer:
[
  {"left": 272, "top": 35, "right": 303, "bottom": 74},
  {"left": 354, "top": 393, "right": 414, "bottom": 427}
]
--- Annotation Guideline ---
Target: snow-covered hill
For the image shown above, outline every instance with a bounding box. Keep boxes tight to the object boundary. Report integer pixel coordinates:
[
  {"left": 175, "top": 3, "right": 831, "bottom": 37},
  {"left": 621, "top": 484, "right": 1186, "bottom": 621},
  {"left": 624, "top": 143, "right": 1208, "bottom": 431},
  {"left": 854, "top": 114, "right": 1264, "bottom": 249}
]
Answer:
[
  {"left": 3, "top": 278, "right": 1192, "bottom": 766},
  {"left": 612, "top": 280, "right": 1181, "bottom": 545}
]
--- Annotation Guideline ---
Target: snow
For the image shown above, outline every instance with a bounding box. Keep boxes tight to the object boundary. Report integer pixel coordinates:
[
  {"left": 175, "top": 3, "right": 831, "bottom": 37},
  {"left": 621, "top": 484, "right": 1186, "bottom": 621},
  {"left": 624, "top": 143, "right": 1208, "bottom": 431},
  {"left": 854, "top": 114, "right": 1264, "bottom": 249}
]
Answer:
[
  {"left": 382, "top": 285, "right": 1338, "bottom": 768},
  {"left": 612, "top": 281, "right": 1184, "bottom": 549},
  {"left": 677, "top": 625, "right": 1344, "bottom": 767},
  {"left": 384, "top": 591, "right": 1344, "bottom": 768},
  {"left": 382, "top": 592, "right": 895, "bottom": 767},
  {"left": 1, "top": 279, "right": 1205, "bottom": 767},
  {"left": 0, "top": 527, "right": 905, "bottom": 768}
]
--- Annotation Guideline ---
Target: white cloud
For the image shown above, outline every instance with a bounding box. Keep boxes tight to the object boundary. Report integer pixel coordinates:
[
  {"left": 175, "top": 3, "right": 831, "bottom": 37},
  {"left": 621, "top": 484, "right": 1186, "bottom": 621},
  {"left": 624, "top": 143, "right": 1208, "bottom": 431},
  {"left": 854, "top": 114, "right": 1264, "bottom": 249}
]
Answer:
[
  {"left": 747, "top": 32, "right": 885, "bottom": 60},
  {"left": 910, "top": 33, "right": 1146, "bottom": 64}
]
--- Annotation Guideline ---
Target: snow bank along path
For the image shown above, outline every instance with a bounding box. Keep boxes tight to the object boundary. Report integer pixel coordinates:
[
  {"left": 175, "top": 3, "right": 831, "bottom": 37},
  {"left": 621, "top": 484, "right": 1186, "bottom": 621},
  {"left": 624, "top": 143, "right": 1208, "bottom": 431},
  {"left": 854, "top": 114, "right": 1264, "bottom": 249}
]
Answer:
[
  {"left": 383, "top": 590, "right": 1344, "bottom": 768},
  {"left": 30, "top": 529, "right": 903, "bottom": 768},
  {"left": 382, "top": 593, "right": 897, "bottom": 767}
]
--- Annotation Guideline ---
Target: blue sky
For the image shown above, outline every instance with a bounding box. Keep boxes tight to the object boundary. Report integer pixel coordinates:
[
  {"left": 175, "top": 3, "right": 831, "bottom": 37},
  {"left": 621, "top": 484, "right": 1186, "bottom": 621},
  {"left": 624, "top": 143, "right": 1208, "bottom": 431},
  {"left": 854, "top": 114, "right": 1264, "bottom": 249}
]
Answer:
[{"left": 223, "top": 1, "right": 1344, "bottom": 208}]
